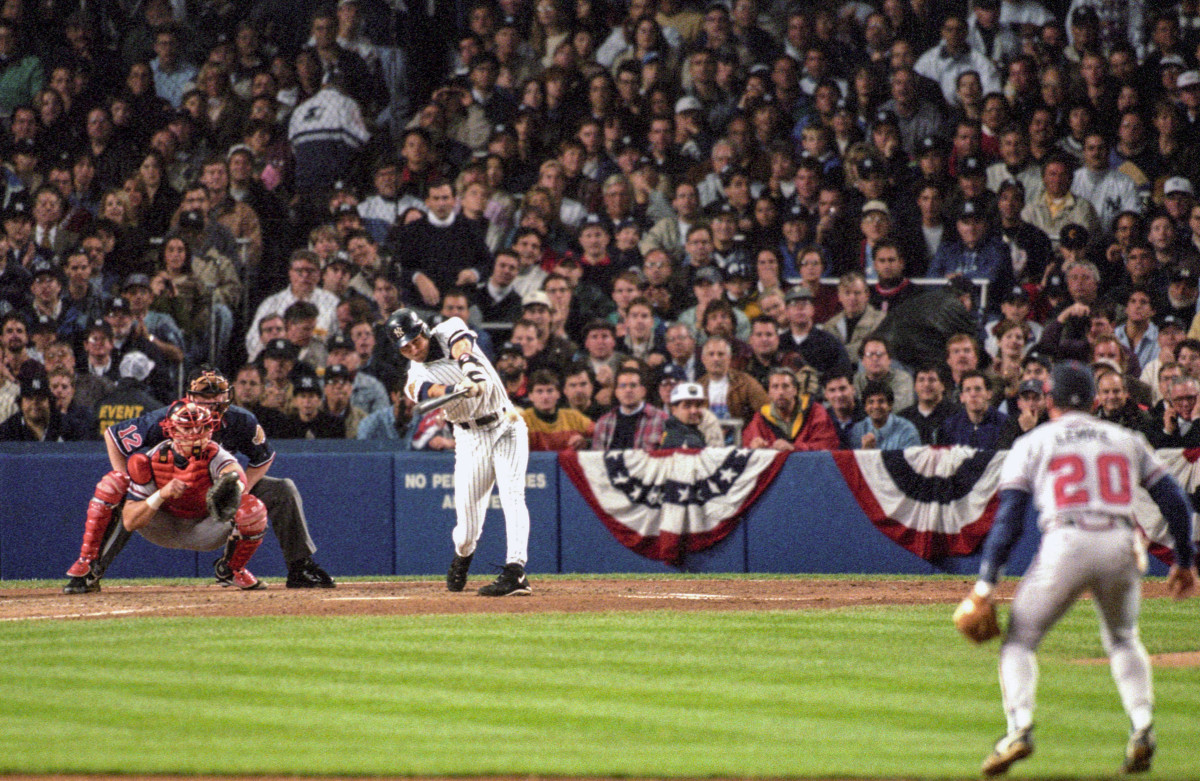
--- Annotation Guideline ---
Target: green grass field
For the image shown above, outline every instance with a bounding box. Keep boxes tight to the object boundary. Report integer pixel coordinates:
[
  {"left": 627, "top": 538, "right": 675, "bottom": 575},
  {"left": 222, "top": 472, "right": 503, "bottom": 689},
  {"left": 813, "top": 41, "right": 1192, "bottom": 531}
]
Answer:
[{"left": 0, "top": 592, "right": 1196, "bottom": 779}]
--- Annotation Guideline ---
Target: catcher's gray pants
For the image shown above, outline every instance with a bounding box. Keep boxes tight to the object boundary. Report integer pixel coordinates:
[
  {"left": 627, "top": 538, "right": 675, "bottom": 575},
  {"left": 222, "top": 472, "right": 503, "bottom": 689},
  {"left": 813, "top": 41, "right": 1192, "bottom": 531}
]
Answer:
[
  {"left": 453, "top": 415, "right": 530, "bottom": 566},
  {"left": 138, "top": 511, "right": 232, "bottom": 551},
  {"left": 998, "top": 524, "right": 1152, "bottom": 734},
  {"left": 251, "top": 476, "right": 316, "bottom": 563}
]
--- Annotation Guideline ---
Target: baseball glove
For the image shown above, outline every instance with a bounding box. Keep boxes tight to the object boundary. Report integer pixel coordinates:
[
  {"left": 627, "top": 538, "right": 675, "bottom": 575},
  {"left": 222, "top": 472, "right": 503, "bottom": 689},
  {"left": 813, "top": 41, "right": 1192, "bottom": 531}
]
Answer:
[
  {"left": 953, "top": 591, "right": 1001, "bottom": 643},
  {"left": 206, "top": 471, "right": 243, "bottom": 523}
]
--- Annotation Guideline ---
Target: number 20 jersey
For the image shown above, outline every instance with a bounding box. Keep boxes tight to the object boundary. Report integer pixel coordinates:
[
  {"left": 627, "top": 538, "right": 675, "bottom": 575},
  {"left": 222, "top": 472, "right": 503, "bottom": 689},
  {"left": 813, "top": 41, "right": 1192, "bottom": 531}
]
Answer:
[{"left": 998, "top": 411, "right": 1167, "bottom": 528}]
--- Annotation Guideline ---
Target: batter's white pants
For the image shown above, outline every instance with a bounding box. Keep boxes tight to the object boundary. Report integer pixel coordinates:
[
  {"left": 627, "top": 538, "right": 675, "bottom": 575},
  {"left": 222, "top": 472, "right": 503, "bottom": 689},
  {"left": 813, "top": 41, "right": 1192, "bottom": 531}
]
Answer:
[
  {"left": 998, "top": 525, "right": 1152, "bottom": 733},
  {"left": 452, "top": 415, "right": 531, "bottom": 566}
]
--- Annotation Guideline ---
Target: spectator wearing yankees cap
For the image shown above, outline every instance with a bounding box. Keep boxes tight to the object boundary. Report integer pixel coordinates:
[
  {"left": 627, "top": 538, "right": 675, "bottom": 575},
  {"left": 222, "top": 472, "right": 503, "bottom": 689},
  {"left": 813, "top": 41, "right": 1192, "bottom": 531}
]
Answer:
[{"left": 0, "top": 375, "right": 67, "bottom": 441}]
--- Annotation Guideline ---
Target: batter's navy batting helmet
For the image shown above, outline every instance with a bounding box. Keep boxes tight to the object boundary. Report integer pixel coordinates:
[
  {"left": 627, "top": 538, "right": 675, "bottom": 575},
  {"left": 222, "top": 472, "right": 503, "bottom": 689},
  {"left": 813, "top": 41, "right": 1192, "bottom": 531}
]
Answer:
[
  {"left": 387, "top": 307, "right": 429, "bottom": 348},
  {"left": 1049, "top": 360, "right": 1094, "bottom": 410}
]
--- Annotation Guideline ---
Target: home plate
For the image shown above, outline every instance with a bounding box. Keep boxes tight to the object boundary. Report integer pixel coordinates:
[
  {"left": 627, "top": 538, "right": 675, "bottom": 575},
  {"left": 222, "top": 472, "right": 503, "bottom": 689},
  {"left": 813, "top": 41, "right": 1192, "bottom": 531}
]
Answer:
[{"left": 621, "top": 593, "right": 733, "bottom": 600}]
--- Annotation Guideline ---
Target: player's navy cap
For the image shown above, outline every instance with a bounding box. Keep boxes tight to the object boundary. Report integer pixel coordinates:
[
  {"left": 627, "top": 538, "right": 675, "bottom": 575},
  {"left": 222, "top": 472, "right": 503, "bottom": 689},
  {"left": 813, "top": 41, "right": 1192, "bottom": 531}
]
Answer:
[
  {"left": 670, "top": 381, "right": 706, "bottom": 405},
  {"left": 785, "top": 285, "right": 814, "bottom": 302},
  {"left": 1060, "top": 223, "right": 1089, "bottom": 250},
  {"left": 122, "top": 273, "right": 153, "bottom": 290},
  {"left": 1018, "top": 378, "right": 1044, "bottom": 396},
  {"left": 693, "top": 266, "right": 723, "bottom": 285},
  {"left": 293, "top": 374, "right": 322, "bottom": 395},
  {"left": 659, "top": 364, "right": 688, "bottom": 384},
  {"left": 106, "top": 296, "right": 131, "bottom": 314},
  {"left": 324, "top": 363, "right": 354, "bottom": 382},
  {"left": 262, "top": 337, "right": 299, "bottom": 361},
  {"left": 327, "top": 333, "right": 355, "bottom": 352},
  {"left": 1049, "top": 359, "right": 1094, "bottom": 409},
  {"left": 1156, "top": 313, "right": 1186, "bottom": 331},
  {"left": 19, "top": 375, "right": 51, "bottom": 398},
  {"left": 958, "top": 156, "right": 986, "bottom": 177}
]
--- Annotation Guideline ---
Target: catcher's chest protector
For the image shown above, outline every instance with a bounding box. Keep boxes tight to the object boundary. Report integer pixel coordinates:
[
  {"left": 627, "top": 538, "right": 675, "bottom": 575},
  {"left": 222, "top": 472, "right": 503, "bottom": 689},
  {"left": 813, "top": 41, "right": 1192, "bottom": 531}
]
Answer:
[{"left": 150, "top": 443, "right": 218, "bottom": 519}]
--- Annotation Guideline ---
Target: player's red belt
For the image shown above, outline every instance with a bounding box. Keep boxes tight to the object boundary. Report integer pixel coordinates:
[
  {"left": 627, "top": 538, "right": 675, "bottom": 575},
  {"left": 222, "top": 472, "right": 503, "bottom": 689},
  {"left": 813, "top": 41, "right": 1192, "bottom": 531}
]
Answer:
[{"left": 456, "top": 413, "right": 499, "bottom": 430}]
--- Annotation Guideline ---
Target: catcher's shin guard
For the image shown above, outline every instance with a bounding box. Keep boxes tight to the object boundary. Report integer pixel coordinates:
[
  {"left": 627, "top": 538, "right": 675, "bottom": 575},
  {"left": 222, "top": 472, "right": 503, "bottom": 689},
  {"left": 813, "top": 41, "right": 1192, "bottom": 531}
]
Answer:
[
  {"left": 227, "top": 494, "right": 268, "bottom": 572},
  {"left": 67, "top": 471, "right": 130, "bottom": 576}
]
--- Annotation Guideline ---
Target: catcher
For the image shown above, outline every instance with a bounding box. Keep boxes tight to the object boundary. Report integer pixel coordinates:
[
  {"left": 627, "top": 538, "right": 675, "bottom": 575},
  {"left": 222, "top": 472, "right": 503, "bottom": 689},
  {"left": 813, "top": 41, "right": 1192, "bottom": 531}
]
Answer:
[
  {"left": 64, "top": 369, "right": 334, "bottom": 593},
  {"left": 120, "top": 400, "right": 267, "bottom": 589},
  {"left": 953, "top": 362, "right": 1196, "bottom": 776}
]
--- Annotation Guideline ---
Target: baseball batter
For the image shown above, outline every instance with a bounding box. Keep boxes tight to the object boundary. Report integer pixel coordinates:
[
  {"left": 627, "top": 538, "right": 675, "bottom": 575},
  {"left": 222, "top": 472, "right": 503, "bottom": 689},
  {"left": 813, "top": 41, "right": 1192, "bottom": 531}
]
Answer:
[
  {"left": 387, "top": 307, "right": 532, "bottom": 596},
  {"left": 954, "top": 362, "right": 1196, "bottom": 776}
]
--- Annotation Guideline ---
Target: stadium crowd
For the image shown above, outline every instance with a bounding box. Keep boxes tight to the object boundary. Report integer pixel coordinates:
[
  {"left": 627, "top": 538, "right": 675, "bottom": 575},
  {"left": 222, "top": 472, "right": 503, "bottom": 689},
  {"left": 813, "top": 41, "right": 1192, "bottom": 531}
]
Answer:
[{"left": 3, "top": 0, "right": 1200, "bottom": 453}]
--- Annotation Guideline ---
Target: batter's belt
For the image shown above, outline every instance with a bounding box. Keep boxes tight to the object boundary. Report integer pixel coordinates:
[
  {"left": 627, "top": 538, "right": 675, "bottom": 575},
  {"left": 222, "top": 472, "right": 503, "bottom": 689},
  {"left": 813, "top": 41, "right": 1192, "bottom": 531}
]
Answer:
[
  {"left": 456, "top": 412, "right": 500, "bottom": 430},
  {"left": 1045, "top": 514, "right": 1134, "bottom": 532}
]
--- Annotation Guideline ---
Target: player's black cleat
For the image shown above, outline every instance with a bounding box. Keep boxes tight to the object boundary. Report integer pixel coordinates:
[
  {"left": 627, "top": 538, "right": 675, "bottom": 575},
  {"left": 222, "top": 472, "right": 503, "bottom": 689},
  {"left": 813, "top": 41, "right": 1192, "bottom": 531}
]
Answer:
[
  {"left": 1122, "top": 725, "right": 1155, "bottom": 774},
  {"left": 477, "top": 563, "right": 532, "bottom": 596},
  {"left": 446, "top": 554, "right": 473, "bottom": 592},
  {"left": 63, "top": 574, "right": 100, "bottom": 594},
  {"left": 286, "top": 557, "right": 335, "bottom": 589}
]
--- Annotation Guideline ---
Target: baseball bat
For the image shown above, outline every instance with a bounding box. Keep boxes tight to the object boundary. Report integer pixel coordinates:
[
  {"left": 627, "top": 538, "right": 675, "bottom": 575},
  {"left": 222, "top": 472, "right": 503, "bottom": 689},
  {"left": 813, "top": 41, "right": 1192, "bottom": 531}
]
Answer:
[{"left": 414, "top": 385, "right": 472, "bottom": 416}]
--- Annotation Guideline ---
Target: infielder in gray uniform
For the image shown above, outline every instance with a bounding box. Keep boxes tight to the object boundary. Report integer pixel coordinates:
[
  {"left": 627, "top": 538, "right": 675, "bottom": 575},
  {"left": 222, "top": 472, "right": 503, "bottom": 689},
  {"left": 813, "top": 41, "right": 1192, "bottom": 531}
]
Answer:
[
  {"left": 387, "top": 307, "right": 533, "bottom": 596},
  {"left": 954, "top": 361, "right": 1196, "bottom": 776}
]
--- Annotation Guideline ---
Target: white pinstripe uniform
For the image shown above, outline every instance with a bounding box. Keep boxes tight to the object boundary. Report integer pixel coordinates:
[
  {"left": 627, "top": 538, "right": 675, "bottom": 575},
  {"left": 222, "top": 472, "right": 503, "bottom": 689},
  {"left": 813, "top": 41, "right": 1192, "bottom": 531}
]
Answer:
[{"left": 404, "top": 317, "right": 531, "bottom": 566}]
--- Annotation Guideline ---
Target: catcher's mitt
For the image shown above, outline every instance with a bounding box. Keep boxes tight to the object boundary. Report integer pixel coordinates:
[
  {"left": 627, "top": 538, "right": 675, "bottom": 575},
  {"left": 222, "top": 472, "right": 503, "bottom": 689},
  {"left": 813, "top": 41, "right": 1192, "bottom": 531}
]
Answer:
[
  {"left": 953, "top": 591, "right": 1001, "bottom": 643},
  {"left": 206, "top": 471, "right": 244, "bottom": 523}
]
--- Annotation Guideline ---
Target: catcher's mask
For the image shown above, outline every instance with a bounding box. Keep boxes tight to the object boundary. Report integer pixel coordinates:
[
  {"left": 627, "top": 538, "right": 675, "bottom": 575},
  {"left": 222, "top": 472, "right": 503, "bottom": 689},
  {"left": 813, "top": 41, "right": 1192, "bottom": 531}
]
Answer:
[
  {"left": 162, "top": 400, "right": 217, "bottom": 454},
  {"left": 186, "top": 369, "right": 231, "bottom": 419}
]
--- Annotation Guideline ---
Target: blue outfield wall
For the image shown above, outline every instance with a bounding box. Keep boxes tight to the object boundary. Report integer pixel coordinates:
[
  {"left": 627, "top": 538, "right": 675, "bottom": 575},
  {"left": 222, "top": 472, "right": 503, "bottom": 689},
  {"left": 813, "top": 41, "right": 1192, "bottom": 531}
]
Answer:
[{"left": 0, "top": 443, "right": 1160, "bottom": 581}]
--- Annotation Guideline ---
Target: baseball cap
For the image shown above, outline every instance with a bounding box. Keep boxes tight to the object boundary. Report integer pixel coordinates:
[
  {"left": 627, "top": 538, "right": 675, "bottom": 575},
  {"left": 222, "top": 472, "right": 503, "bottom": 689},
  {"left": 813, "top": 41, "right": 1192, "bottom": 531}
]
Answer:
[
  {"left": 106, "top": 296, "right": 131, "bottom": 314},
  {"left": 19, "top": 375, "right": 51, "bottom": 399},
  {"left": 1003, "top": 285, "right": 1030, "bottom": 303},
  {"left": 497, "top": 341, "right": 522, "bottom": 357},
  {"left": 262, "top": 337, "right": 300, "bottom": 361},
  {"left": 659, "top": 364, "right": 688, "bottom": 384},
  {"left": 857, "top": 156, "right": 884, "bottom": 178},
  {"left": 669, "top": 381, "right": 706, "bottom": 405},
  {"left": 294, "top": 374, "right": 322, "bottom": 395},
  {"left": 327, "top": 333, "right": 355, "bottom": 353},
  {"left": 1157, "top": 313, "right": 1186, "bottom": 331},
  {"left": 333, "top": 202, "right": 359, "bottom": 218},
  {"left": 178, "top": 209, "right": 205, "bottom": 230},
  {"left": 2, "top": 197, "right": 30, "bottom": 221},
  {"left": 522, "top": 290, "right": 552, "bottom": 308},
  {"left": 122, "top": 273, "right": 153, "bottom": 291},
  {"left": 86, "top": 319, "right": 113, "bottom": 339},
  {"left": 958, "top": 199, "right": 985, "bottom": 220},
  {"left": 873, "top": 109, "right": 899, "bottom": 129},
  {"left": 1059, "top": 223, "right": 1089, "bottom": 250},
  {"left": 1160, "top": 54, "right": 1187, "bottom": 71},
  {"left": 324, "top": 251, "right": 355, "bottom": 270},
  {"left": 785, "top": 285, "right": 814, "bottom": 302},
  {"left": 1178, "top": 71, "right": 1200, "bottom": 90},
  {"left": 1164, "top": 176, "right": 1195, "bottom": 196},
  {"left": 958, "top": 155, "right": 986, "bottom": 177},
  {"left": 1044, "top": 273, "right": 1067, "bottom": 297},
  {"left": 1049, "top": 359, "right": 1095, "bottom": 409},
  {"left": 29, "top": 259, "right": 63, "bottom": 281},
  {"left": 862, "top": 200, "right": 890, "bottom": 217},
  {"left": 119, "top": 350, "right": 156, "bottom": 381},
  {"left": 1022, "top": 351, "right": 1051, "bottom": 371},
  {"left": 783, "top": 202, "right": 813, "bottom": 222},
  {"left": 1171, "top": 266, "right": 1198, "bottom": 286},
  {"left": 674, "top": 95, "right": 702, "bottom": 114},
  {"left": 917, "top": 135, "right": 949, "bottom": 156},
  {"left": 580, "top": 212, "right": 612, "bottom": 234},
  {"left": 693, "top": 266, "right": 723, "bottom": 285},
  {"left": 948, "top": 275, "right": 975, "bottom": 294},
  {"left": 1018, "top": 378, "right": 1044, "bottom": 396},
  {"left": 324, "top": 363, "right": 354, "bottom": 382}
]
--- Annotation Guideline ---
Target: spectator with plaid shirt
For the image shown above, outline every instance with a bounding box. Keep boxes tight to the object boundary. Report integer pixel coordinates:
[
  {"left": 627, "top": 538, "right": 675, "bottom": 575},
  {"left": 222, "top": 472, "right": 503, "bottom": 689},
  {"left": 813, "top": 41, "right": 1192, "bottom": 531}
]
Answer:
[{"left": 591, "top": 366, "right": 669, "bottom": 451}]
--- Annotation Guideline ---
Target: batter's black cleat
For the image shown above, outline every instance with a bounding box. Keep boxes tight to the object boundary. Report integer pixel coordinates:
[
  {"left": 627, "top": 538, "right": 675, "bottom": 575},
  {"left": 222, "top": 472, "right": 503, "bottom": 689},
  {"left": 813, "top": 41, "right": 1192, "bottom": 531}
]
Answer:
[
  {"left": 477, "top": 563, "right": 532, "bottom": 596},
  {"left": 1122, "top": 725, "right": 1155, "bottom": 774},
  {"left": 63, "top": 574, "right": 100, "bottom": 594},
  {"left": 286, "top": 557, "right": 335, "bottom": 589},
  {"left": 446, "top": 554, "right": 473, "bottom": 592},
  {"left": 981, "top": 725, "right": 1034, "bottom": 777}
]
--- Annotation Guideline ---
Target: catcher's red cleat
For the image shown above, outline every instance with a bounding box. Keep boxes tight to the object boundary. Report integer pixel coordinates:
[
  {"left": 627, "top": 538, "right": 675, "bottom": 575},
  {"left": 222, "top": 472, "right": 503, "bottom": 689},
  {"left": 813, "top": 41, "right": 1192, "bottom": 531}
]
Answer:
[{"left": 214, "top": 558, "right": 265, "bottom": 590}]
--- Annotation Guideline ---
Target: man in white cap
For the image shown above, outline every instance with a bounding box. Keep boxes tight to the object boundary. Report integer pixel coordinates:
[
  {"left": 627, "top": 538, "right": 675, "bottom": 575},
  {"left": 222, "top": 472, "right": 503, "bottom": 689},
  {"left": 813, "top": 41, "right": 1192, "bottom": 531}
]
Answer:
[
  {"left": 660, "top": 381, "right": 708, "bottom": 448},
  {"left": 94, "top": 351, "right": 163, "bottom": 432}
]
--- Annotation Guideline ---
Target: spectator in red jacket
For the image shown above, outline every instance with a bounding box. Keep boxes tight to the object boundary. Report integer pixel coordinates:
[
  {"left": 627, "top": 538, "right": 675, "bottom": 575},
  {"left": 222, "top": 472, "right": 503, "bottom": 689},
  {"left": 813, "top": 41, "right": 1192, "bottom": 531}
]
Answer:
[{"left": 742, "top": 367, "right": 840, "bottom": 451}]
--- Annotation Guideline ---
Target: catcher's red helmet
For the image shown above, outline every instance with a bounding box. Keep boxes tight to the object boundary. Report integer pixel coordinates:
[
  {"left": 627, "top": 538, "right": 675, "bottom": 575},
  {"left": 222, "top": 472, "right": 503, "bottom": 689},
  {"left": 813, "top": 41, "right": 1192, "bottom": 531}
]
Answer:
[{"left": 161, "top": 400, "right": 217, "bottom": 447}]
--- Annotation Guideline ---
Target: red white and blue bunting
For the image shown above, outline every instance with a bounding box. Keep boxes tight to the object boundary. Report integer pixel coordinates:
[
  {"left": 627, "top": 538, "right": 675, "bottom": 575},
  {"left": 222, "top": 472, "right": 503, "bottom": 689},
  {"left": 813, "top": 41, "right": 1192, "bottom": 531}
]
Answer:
[
  {"left": 559, "top": 447, "right": 789, "bottom": 565},
  {"left": 833, "top": 447, "right": 1005, "bottom": 560}
]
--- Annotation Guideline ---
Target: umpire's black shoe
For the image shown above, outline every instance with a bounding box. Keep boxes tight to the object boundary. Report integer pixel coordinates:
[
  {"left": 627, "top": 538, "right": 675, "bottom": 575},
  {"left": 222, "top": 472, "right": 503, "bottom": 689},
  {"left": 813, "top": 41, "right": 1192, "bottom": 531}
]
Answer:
[
  {"left": 286, "top": 557, "right": 336, "bottom": 589},
  {"left": 446, "top": 554, "right": 473, "bottom": 592},
  {"left": 63, "top": 575, "right": 100, "bottom": 595},
  {"left": 477, "top": 563, "right": 532, "bottom": 596}
]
